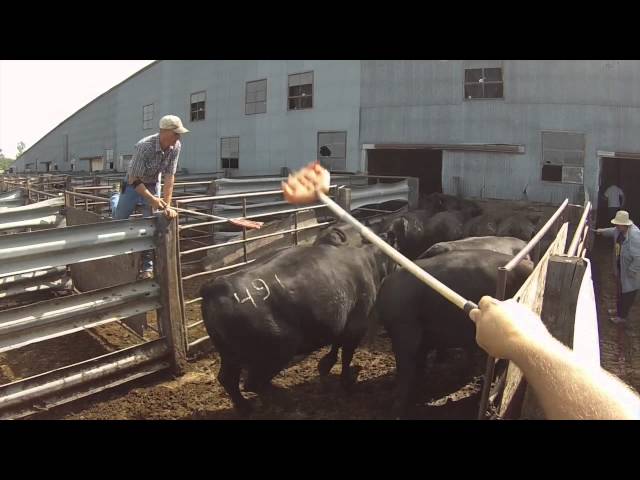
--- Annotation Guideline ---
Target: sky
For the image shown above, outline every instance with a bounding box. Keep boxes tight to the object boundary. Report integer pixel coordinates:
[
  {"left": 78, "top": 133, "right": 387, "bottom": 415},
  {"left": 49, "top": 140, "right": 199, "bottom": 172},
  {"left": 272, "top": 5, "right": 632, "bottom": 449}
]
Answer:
[{"left": 0, "top": 60, "right": 155, "bottom": 158}]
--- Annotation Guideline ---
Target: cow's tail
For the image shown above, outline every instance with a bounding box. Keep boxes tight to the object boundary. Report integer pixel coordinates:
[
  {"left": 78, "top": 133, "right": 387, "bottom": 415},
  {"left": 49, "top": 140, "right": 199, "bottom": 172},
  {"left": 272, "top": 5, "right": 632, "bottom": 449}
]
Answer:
[
  {"left": 199, "top": 281, "right": 235, "bottom": 332},
  {"left": 362, "top": 283, "right": 387, "bottom": 347},
  {"left": 362, "top": 309, "right": 383, "bottom": 347}
]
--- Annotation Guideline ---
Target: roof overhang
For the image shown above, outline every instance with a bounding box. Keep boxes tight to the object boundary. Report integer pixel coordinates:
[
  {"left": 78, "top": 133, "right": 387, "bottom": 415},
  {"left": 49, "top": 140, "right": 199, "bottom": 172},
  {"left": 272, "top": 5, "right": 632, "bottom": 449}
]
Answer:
[{"left": 363, "top": 143, "right": 525, "bottom": 154}]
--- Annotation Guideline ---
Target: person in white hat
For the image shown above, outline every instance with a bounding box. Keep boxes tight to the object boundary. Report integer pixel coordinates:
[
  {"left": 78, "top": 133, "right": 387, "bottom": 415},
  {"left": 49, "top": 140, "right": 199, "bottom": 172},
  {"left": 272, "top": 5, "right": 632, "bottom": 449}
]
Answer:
[
  {"left": 596, "top": 210, "right": 640, "bottom": 324},
  {"left": 112, "top": 114, "right": 189, "bottom": 279}
]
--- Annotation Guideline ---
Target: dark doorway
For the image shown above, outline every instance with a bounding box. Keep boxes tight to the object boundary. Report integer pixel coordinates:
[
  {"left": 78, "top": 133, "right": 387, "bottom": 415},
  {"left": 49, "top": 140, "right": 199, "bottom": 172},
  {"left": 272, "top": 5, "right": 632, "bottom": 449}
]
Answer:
[
  {"left": 598, "top": 157, "right": 640, "bottom": 227},
  {"left": 367, "top": 148, "right": 443, "bottom": 197}
]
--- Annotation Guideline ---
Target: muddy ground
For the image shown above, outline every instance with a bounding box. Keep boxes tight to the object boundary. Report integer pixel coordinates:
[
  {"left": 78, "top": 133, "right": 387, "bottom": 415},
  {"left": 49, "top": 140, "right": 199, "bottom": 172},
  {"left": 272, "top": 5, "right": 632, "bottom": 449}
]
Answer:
[{"left": 33, "top": 336, "right": 489, "bottom": 420}]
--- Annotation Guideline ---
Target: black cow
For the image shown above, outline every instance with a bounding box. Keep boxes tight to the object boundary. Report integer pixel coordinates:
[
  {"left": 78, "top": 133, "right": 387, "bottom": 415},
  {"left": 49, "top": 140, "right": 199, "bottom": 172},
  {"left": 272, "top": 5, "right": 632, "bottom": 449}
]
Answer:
[
  {"left": 200, "top": 239, "right": 394, "bottom": 415},
  {"left": 385, "top": 210, "right": 467, "bottom": 259},
  {"left": 420, "top": 193, "right": 483, "bottom": 218},
  {"left": 496, "top": 214, "right": 538, "bottom": 241},
  {"left": 418, "top": 236, "right": 527, "bottom": 259},
  {"left": 462, "top": 214, "right": 499, "bottom": 238},
  {"left": 375, "top": 250, "right": 533, "bottom": 418},
  {"left": 313, "top": 220, "right": 387, "bottom": 248}
]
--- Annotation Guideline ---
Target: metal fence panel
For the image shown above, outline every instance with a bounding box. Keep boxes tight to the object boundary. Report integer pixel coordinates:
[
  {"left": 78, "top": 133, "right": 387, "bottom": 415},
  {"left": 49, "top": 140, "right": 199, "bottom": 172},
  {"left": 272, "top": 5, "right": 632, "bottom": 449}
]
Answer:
[
  {"left": 0, "top": 278, "right": 161, "bottom": 353},
  {"left": 0, "top": 218, "right": 156, "bottom": 277},
  {"left": 0, "top": 338, "right": 170, "bottom": 419}
]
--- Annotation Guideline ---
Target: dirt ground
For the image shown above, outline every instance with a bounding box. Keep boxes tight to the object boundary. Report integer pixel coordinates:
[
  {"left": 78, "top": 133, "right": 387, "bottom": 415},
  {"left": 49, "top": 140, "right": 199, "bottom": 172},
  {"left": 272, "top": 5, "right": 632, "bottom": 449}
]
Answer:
[{"left": 32, "top": 334, "right": 488, "bottom": 420}]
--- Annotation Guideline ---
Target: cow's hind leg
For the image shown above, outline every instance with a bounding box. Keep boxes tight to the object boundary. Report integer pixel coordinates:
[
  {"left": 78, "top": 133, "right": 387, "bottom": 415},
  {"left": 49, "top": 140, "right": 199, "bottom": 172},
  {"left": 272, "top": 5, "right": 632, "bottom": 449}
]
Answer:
[
  {"left": 244, "top": 358, "right": 288, "bottom": 393},
  {"left": 390, "top": 323, "right": 422, "bottom": 419},
  {"left": 318, "top": 344, "right": 339, "bottom": 376},
  {"left": 244, "top": 339, "right": 298, "bottom": 393},
  {"left": 339, "top": 340, "right": 362, "bottom": 392},
  {"left": 245, "top": 355, "right": 296, "bottom": 410},
  {"left": 218, "top": 356, "right": 252, "bottom": 416},
  {"left": 338, "top": 309, "right": 369, "bottom": 392}
]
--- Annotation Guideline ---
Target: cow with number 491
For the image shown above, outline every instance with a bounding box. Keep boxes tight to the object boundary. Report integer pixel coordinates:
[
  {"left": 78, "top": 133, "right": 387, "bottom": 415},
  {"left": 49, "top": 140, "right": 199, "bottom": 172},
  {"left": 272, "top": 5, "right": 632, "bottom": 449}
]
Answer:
[{"left": 200, "top": 226, "right": 395, "bottom": 416}]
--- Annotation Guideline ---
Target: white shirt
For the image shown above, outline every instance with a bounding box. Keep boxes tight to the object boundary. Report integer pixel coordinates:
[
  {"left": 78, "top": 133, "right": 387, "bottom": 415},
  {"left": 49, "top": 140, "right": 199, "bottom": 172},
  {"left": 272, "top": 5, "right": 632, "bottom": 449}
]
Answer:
[{"left": 604, "top": 185, "right": 624, "bottom": 208}]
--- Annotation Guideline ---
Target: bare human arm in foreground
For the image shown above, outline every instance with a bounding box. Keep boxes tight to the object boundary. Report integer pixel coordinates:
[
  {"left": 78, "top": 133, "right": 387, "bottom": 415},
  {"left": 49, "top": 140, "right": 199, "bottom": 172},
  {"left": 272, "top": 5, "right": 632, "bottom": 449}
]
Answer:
[{"left": 469, "top": 296, "right": 640, "bottom": 420}]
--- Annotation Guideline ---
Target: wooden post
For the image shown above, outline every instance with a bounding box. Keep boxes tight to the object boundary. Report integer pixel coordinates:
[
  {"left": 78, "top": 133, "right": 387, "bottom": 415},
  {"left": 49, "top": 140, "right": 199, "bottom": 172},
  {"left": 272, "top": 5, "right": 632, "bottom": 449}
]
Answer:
[
  {"left": 207, "top": 182, "right": 218, "bottom": 246},
  {"left": 155, "top": 214, "right": 188, "bottom": 374},
  {"left": 241, "top": 198, "right": 248, "bottom": 262},
  {"left": 540, "top": 256, "right": 587, "bottom": 347},
  {"left": 519, "top": 255, "right": 587, "bottom": 419},
  {"left": 407, "top": 177, "right": 420, "bottom": 210},
  {"left": 337, "top": 187, "right": 352, "bottom": 212},
  {"left": 173, "top": 211, "right": 189, "bottom": 356}
]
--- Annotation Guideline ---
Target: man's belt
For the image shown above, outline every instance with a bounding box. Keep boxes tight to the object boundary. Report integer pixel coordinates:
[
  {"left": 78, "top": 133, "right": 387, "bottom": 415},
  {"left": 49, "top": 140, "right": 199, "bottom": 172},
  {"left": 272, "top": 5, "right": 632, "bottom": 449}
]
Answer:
[{"left": 123, "top": 181, "right": 157, "bottom": 193}]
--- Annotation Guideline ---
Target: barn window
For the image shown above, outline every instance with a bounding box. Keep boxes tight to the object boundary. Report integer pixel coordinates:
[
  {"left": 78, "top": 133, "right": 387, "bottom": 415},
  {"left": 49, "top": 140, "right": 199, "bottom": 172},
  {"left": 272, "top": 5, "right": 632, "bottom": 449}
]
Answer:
[
  {"left": 190, "top": 91, "right": 206, "bottom": 121},
  {"left": 105, "top": 149, "right": 114, "bottom": 170},
  {"left": 317, "top": 131, "right": 347, "bottom": 171},
  {"left": 288, "top": 71, "right": 313, "bottom": 110},
  {"left": 120, "top": 154, "right": 133, "bottom": 171},
  {"left": 541, "top": 131, "right": 585, "bottom": 184},
  {"left": 221, "top": 136, "right": 239, "bottom": 169},
  {"left": 143, "top": 104, "right": 154, "bottom": 129},
  {"left": 464, "top": 68, "right": 503, "bottom": 99},
  {"left": 246, "top": 79, "right": 267, "bottom": 115}
]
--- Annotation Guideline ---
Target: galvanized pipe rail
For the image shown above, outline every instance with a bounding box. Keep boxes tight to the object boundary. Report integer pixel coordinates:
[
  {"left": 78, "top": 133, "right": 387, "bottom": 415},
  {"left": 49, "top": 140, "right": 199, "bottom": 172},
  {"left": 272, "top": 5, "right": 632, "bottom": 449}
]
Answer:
[{"left": 566, "top": 202, "right": 592, "bottom": 257}]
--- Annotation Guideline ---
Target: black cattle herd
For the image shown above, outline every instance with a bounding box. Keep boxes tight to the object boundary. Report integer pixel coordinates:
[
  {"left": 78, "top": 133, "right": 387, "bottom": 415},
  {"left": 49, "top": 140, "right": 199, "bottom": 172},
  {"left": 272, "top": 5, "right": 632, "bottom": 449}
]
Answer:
[{"left": 200, "top": 193, "right": 541, "bottom": 418}]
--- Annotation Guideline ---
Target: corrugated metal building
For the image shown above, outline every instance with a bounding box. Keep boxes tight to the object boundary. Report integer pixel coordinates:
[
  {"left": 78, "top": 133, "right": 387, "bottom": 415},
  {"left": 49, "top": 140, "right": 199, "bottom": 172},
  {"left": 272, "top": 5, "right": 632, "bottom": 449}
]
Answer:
[{"left": 12, "top": 60, "right": 640, "bottom": 216}]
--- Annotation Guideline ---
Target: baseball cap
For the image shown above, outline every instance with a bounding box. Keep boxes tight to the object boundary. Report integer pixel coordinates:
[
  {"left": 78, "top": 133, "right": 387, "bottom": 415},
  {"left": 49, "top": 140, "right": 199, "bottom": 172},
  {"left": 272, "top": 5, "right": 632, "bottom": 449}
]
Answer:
[{"left": 159, "top": 115, "right": 189, "bottom": 134}]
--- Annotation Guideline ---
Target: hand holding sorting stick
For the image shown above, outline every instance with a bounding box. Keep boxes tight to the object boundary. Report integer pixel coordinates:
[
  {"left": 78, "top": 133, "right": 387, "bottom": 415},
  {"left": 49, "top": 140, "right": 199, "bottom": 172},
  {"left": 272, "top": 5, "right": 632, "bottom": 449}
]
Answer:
[{"left": 281, "top": 161, "right": 330, "bottom": 205}]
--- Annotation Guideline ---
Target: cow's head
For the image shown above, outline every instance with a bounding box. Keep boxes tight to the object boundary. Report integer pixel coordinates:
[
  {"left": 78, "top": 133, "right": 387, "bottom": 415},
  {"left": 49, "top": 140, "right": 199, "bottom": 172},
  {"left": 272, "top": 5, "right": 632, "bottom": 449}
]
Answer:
[
  {"left": 419, "top": 193, "right": 447, "bottom": 212},
  {"left": 383, "top": 216, "right": 408, "bottom": 254},
  {"left": 364, "top": 237, "right": 398, "bottom": 284},
  {"left": 314, "top": 223, "right": 367, "bottom": 248}
]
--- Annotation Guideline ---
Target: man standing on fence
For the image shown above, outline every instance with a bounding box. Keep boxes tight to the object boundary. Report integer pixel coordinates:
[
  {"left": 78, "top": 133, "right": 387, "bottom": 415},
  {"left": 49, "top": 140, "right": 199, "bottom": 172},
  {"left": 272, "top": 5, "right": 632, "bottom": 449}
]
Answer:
[
  {"left": 113, "top": 114, "right": 188, "bottom": 279},
  {"left": 596, "top": 210, "right": 640, "bottom": 325}
]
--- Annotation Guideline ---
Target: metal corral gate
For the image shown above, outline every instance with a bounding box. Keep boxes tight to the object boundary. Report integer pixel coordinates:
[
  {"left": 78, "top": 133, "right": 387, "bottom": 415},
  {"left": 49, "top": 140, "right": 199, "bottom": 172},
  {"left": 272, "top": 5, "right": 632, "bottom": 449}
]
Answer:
[
  {"left": 0, "top": 214, "right": 186, "bottom": 419},
  {"left": 175, "top": 176, "right": 417, "bottom": 355}
]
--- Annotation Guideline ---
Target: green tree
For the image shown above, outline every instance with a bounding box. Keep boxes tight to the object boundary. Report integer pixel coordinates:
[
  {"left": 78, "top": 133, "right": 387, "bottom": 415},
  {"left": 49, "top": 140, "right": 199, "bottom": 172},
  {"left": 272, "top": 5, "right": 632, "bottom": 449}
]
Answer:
[
  {"left": 16, "top": 141, "right": 26, "bottom": 157},
  {"left": 0, "top": 156, "right": 14, "bottom": 172}
]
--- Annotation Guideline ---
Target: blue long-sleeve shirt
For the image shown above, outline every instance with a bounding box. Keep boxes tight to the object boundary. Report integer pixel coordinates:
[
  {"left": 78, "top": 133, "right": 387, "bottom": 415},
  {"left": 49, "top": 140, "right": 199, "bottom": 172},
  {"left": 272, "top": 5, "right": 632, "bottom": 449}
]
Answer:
[{"left": 599, "top": 224, "right": 640, "bottom": 293}]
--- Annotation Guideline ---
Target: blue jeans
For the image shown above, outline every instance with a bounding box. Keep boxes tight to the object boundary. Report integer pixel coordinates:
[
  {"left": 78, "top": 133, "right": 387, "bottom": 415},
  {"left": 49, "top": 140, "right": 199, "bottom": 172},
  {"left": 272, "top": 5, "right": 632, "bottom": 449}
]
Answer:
[{"left": 112, "top": 178, "right": 159, "bottom": 273}]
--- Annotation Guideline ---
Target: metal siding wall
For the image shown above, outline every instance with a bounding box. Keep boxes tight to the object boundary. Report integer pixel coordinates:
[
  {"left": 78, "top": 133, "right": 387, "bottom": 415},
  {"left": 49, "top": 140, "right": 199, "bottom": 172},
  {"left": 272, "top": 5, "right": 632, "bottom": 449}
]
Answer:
[
  {"left": 18, "top": 60, "right": 360, "bottom": 177},
  {"left": 360, "top": 60, "right": 640, "bottom": 204},
  {"left": 17, "top": 89, "right": 118, "bottom": 172},
  {"left": 116, "top": 60, "right": 362, "bottom": 176}
]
